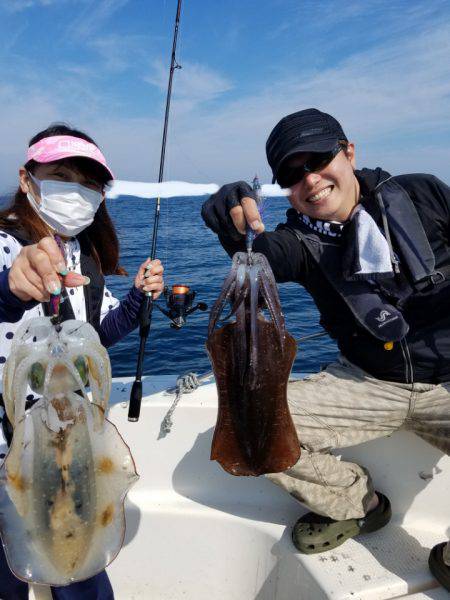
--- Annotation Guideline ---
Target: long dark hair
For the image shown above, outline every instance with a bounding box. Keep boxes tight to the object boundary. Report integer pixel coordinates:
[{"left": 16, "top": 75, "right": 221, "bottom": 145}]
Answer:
[{"left": 0, "top": 123, "right": 126, "bottom": 276}]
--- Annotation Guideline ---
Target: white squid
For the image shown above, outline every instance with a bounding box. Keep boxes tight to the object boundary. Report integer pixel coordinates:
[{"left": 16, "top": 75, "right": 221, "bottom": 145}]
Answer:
[{"left": 0, "top": 317, "right": 138, "bottom": 586}]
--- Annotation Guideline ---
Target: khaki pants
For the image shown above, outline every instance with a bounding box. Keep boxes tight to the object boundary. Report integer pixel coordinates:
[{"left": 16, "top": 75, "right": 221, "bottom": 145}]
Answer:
[{"left": 267, "top": 356, "right": 450, "bottom": 530}]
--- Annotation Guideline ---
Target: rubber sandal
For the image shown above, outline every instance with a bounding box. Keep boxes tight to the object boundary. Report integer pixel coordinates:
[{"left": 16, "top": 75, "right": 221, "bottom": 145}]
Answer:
[
  {"left": 429, "top": 542, "right": 450, "bottom": 591},
  {"left": 292, "top": 492, "right": 392, "bottom": 554}
]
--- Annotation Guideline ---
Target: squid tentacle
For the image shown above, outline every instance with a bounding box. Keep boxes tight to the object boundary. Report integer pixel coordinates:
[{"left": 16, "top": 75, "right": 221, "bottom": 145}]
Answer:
[
  {"left": 259, "top": 269, "right": 285, "bottom": 351},
  {"left": 234, "top": 301, "right": 247, "bottom": 386},
  {"left": 209, "top": 280, "right": 237, "bottom": 336},
  {"left": 248, "top": 262, "right": 261, "bottom": 390},
  {"left": 66, "top": 340, "right": 111, "bottom": 417},
  {"left": 208, "top": 257, "right": 240, "bottom": 335},
  {"left": 233, "top": 262, "right": 250, "bottom": 385},
  {"left": 209, "top": 251, "right": 287, "bottom": 390},
  {"left": 8, "top": 351, "right": 49, "bottom": 428},
  {"left": 220, "top": 261, "right": 248, "bottom": 322},
  {"left": 260, "top": 256, "right": 285, "bottom": 325}
]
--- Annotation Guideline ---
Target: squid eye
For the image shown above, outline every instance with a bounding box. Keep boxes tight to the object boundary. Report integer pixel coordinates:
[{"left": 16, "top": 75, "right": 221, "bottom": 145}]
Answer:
[
  {"left": 74, "top": 356, "right": 89, "bottom": 386},
  {"left": 29, "top": 362, "right": 46, "bottom": 393}
]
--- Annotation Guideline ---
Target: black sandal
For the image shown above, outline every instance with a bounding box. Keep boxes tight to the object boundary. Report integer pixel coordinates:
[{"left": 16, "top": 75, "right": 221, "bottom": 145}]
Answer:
[
  {"left": 292, "top": 492, "right": 392, "bottom": 554},
  {"left": 429, "top": 542, "right": 450, "bottom": 591}
]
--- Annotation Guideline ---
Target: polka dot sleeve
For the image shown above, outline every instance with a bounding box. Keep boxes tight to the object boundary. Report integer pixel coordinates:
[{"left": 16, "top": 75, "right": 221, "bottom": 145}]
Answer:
[
  {"left": 99, "top": 285, "right": 120, "bottom": 324},
  {"left": 0, "top": 231, "right": 43, "bottom": 400},
  {"left": 0, "top": 231, "right": 23, "bottom": 271}
]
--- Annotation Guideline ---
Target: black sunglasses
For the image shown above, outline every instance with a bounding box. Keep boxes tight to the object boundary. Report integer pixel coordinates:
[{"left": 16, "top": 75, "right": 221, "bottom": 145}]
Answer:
[{"left": 278, "top": 143, "right": 347, "bottom": 189}]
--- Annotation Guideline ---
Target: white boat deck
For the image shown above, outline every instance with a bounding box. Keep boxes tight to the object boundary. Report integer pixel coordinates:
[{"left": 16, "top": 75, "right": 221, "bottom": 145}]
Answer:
[{"left": 31, "top": 374, "right": 450, "bottom": 599}]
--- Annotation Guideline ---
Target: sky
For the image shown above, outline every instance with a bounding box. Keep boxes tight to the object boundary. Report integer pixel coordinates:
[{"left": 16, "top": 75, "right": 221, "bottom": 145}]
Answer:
[{"left": 1, "top": 0, "right": 450, "bottom": 193}]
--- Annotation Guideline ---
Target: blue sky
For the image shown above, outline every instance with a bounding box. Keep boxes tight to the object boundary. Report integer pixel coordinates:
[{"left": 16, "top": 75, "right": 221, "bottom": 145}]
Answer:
[{"left": 1, "top": 0, "right": 450, "bottom": 190}]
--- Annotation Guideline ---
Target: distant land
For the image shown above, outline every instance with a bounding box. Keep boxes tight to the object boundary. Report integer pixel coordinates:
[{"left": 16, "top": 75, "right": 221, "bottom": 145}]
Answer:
[{"left": 106, "top": 180, "right": 288, "bottom": 199}]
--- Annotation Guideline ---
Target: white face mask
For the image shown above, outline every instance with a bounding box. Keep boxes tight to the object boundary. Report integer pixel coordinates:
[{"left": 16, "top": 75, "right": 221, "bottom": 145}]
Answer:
[{"left": 27, "top": 173, "right": 103, "bottom": 237}]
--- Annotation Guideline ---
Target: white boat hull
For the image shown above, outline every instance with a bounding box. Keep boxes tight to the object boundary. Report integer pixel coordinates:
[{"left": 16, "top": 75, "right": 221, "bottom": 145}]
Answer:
[{"left": 31, "top": 374, "right": 450, "bottom": 599}]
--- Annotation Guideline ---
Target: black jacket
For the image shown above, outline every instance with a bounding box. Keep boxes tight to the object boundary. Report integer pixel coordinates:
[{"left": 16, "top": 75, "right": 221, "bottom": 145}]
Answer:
[{"left": 216, "top": 169, "right": 450, "bottom": 384}]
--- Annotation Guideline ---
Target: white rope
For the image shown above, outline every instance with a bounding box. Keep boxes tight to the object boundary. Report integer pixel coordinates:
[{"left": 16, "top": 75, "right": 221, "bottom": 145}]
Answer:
[{"left": 158, "top": 371, "right": 205, "bottom": 439}]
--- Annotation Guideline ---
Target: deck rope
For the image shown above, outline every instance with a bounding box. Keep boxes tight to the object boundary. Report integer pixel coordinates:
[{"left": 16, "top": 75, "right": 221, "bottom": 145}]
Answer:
[{"left": 158, "top": 371, "right": 206, "bottom": 439}]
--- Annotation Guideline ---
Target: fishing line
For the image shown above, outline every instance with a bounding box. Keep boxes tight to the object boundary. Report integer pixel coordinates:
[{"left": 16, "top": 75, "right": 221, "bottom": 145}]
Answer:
[
  {"left": 162, "top": 130, "right": 174, "bottom": 278},
  {"left": 297, "top": 330, "right": 328, "bottom": 343},
  {"left": 161, "top": 183, "right": 170, "bottom": 278},
  {"left": 163, "top": 200, "right": 170, "bottom": 277},
  {"left": 177, "top": 148, "right": 212, "bottom": 182}
]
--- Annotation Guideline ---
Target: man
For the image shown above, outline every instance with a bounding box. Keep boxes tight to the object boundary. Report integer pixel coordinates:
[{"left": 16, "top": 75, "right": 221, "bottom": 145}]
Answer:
[{"left": 201, "top": 108, "right": 450, "bottom": 591}]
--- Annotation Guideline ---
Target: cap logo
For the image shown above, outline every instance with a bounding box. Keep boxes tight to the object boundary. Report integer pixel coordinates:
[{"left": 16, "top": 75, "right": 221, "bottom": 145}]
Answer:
[
  {"left": 298, "top": 127, "right": 324, "bottom": 138},
  {"left": 26, "top": 135, "right": 114, "bottom": 180}
]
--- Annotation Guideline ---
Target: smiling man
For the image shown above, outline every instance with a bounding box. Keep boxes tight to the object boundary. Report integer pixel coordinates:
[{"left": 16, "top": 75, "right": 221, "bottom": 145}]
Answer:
[{"left": 201, "top": 108, "right": 450, "bottom": 591}]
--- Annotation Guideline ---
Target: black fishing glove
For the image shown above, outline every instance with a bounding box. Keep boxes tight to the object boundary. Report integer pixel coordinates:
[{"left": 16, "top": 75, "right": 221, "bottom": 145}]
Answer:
[{"left": 201, "top": 181, "right": 258, "bottom": 241}]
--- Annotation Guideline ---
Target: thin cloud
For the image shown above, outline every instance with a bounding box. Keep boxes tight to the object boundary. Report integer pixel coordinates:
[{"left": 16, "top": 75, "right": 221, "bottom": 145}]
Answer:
[
  {"left": 65, "top": 0, "right": 130, "bottom": 39},
  {"left": 267, "top": 0, "right": 445, "bottom": 46},
  {"left": 145, "top": 60, "right": 233, "bottom": 111},
  {"left": 0, "top": 0, "right": 58, "bottom": 11},
  {"left": 89, "top": 34, "right": 150, "bottom": 73}
]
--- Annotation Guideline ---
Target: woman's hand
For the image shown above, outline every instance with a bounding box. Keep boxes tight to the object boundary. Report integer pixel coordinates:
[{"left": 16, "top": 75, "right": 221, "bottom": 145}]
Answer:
[
  {"left": 135, "top": 258, "right": 164, "bottom": 299},
  {"left": 8, "top": 236, "right": 89, "bottom": 302}
]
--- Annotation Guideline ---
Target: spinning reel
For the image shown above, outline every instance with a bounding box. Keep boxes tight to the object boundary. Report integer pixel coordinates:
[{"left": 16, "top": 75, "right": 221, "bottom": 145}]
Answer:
[{"left": 155, "top": 284, "right": 207, "bottom": 329}]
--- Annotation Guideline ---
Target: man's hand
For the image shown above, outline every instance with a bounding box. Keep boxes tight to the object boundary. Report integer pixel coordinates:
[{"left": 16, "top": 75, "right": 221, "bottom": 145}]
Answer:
[
  {"left": 201, "top": 181, "right": 265, "bottom": 240},
  {"left": 8, "top": 237, "right": 88, "bottom": 302}
]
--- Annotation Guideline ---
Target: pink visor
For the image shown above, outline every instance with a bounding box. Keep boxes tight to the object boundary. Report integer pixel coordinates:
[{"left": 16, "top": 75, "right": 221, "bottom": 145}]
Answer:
[{"left": 26, "top": 135, "right": 114, "bottom": 180}]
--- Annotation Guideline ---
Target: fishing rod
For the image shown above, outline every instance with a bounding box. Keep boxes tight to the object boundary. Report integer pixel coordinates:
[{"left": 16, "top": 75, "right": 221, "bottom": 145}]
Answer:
[{"left": 128, "top": 0, "right": 207, "bottom": 422}]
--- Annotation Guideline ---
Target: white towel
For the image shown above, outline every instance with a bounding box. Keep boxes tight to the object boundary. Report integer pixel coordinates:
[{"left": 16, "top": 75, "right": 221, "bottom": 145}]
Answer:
[{"left": 343, "top": 204, "right": 394, "bottom": 280}]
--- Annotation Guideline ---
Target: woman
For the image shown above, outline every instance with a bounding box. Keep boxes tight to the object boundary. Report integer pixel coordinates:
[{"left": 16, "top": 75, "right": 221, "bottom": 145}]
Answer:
[{"left": 0, "top": 124, "right": 164, "bottom": 600}]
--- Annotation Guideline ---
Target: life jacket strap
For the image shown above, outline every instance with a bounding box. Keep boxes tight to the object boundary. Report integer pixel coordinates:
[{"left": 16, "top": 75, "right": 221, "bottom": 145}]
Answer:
[{"left": 414, "top": 264, "right": 450, "bottom": 291}]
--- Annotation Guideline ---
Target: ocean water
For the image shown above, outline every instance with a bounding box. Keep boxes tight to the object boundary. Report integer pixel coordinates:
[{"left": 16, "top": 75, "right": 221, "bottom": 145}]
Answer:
[{"left": 105, "top": 195, "right": 338, "bottom": 378}]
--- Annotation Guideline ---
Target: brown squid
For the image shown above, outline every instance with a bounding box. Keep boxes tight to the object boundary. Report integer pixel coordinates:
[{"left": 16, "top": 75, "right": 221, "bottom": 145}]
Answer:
[{"left": 206, "top": 251, "right": 300, "bottom": 476}]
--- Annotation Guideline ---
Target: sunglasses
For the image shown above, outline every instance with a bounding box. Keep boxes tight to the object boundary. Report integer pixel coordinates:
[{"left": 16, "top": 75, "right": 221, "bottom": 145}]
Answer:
[{"left": 278, "top": 143, "right": 347, "bottom": 189}]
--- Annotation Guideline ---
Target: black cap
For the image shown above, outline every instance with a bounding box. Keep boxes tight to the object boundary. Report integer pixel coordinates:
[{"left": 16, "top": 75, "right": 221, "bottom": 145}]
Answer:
[{"left": 266, "top": 108, "right": 348, "bottom": 184}]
